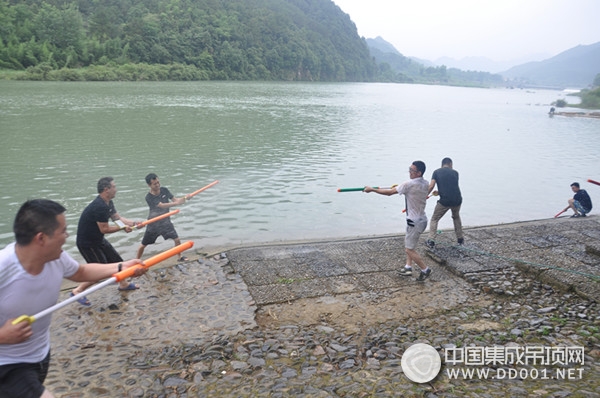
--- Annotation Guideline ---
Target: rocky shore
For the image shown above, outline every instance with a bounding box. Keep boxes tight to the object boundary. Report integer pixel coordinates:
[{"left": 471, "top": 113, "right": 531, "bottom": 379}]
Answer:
[
  {"left": 46, "top": 216, "right": 599, "bottom": 397},
  {"left": 552, "top": 111, "right": 600, "bottom": 119}
]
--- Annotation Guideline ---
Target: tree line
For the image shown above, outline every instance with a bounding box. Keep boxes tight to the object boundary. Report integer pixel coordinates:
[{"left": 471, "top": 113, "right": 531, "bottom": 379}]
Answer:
[
  {"left": 0, "top": 0, "right": 511, "bottom": 86},
  {"left": 0, "top": 0, "right": 377, "bottom": 81},
  {"left": 576, "top": 74, "right": 600, "bottom": 109}
]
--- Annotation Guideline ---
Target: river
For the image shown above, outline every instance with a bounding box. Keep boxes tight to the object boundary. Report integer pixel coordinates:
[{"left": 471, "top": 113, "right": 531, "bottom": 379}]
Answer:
[{"left": 1, "top": 81, "right": 598, "bottom": 261}]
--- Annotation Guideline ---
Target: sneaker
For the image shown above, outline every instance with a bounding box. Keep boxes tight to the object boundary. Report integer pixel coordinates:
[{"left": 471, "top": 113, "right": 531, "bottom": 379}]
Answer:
[
  {"left": 570, "top": 214, "right": 581, "bottom": 218},
  {"left": 457, "top": 238, "right": 464, "bottom": 245},
  {"left": 425, "top": 240, "right": 435, "bottom": 249},
  {"left": 416, "top": 268, "right": 432, "bottom": 282},
  {"left": 398, "top": 267, "right": 413, "bottom": 276}
]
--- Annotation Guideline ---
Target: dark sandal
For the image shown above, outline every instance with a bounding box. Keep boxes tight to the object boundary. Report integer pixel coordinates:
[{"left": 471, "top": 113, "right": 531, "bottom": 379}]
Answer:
[
  {"left": 118, "top": 282, "right": 139, "bottom": 291},
  {"left": 71, "top": 292, "right": 91, "bottom": 306}
]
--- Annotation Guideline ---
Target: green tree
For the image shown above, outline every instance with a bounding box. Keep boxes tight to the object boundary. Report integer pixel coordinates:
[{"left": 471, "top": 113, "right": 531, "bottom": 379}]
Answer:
[
  {"left": 33, "top": 4, "right": 84, "bottom": 50},
  {"left": 578, "top": 87, "right": 600, "bottom": 109}
]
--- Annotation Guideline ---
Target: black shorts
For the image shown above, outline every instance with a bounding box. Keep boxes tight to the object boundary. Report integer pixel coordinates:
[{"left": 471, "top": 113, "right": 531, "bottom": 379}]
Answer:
[
  {"left": 0, "top": 350, "right": 50, "bottom": 398},
  {"left": 141, "top": 221, "right": 178, "bottom": 246},
  {"left": 77, "top": 238, "right": 123, "bottom": 264}
]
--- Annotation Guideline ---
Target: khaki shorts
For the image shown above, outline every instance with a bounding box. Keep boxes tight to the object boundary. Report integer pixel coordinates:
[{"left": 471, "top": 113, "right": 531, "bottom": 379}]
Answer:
[{"left": 405, "top": 217, "right": 428, "bottom": 250}]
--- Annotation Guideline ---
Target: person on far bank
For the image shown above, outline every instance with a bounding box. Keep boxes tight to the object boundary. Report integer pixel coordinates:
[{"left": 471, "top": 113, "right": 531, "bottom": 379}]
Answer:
[
  {"left": 136, "top": 173, "right": 190, "bottom": 261},
  {"left": 363, "top": 160, "right": 432, "bottom": 281},
  {"left": 561, "top": 182, "right": 592, "bottom": 218},
  {"left": 72, "top": 177, "right": 143, "bottom": 306},
  {"left": 0, "top": 199, "right": 146, "bottom": 398},
  {"left": 426, "top": 157, "right": 464, "bottom": 248}
]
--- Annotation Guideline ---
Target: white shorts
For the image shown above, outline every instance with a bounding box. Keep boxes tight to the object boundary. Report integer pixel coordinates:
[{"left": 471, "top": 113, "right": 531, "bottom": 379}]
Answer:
[{"left": 405, "top": 216, "right": 427, "bottom": 250}]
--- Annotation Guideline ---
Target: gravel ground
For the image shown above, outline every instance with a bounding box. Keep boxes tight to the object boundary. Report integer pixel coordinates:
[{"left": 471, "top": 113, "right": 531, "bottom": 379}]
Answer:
[{"left": 44, "top": 217, "right": 600, "bottom": 397}]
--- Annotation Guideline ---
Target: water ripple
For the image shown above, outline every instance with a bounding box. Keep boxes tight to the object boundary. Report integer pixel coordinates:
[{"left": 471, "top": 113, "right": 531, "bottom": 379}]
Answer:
[{"left": 1, "top": 81, "right": 598, "bottom": 259}]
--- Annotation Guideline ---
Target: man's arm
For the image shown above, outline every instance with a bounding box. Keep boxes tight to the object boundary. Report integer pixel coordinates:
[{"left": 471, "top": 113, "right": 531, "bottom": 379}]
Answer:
[
  {"left": 97, "top": 220, "right": 126, "bottom": 234},
  {"left": 157, "top": 196, "right": 188, "bottom": 208},
  {"left": 108, "top": 213, "right": 142, "bottom": 231},
  {"left": 68, "top": 259, "right": 145, "bottom": 283},
  {"left": 363, "top": 186, "right": 398, "bottom": 196},
  {"left": 428, "top": 179, "right": 437, "bottom": 195},
  {"left": 0, "top": 260, "right": 145, "bottom": 344}
]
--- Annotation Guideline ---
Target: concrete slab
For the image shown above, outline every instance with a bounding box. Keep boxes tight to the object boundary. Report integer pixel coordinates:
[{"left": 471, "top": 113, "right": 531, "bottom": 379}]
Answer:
[{"left": 227, "top": 216, "right": 600, "bottom": 304}]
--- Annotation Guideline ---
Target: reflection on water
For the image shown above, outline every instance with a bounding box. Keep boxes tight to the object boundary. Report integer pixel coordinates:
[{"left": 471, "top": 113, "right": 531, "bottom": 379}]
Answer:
[{"left": 1, "top": 81, "right": 598, "bottom": 260}]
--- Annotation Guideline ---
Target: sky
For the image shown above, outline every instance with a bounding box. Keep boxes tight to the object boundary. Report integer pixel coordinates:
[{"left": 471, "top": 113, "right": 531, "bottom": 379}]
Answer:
[{"left": 333, "top": 0, "right": 600, "bottom": 63}]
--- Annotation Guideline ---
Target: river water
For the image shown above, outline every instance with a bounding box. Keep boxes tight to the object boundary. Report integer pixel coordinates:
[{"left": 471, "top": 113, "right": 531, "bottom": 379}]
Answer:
[{"left": 0, "top": 81, "right": 598, "bottom": 261}]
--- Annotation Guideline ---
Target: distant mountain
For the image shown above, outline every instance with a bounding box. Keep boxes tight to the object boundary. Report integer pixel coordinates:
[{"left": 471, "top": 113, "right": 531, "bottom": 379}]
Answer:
[
  {"left": 366, "top": 35, "right": 600, "bottom": 89},
  {"left": 365, "top": 36, "right": 503, "bottom": 87},
  {"left": 365, "top": 37, "right": 423, "bottom": 81},
  {"left": 367, "top": 37, "right": 549, "bottom": 73},
  {"left": 433, "top": 55, "right": 550, "bottom": 74},
  {"left": 500, "top": 42, "right": 600, "bottom": 89},
  {"left": 366, "top": 36, "right": 401, "bottom": 55},
  {"left": 409, "top": 56, "right": 434, "bottom": 68}
]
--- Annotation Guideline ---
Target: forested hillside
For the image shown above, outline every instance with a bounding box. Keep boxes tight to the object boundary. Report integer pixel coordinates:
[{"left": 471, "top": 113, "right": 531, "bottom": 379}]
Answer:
[
  {"left": 366, "top": 37, "right": 505, "bottom": 87},
  {"left": 0, "top": 0, "right": 377, "bottom": 81}
]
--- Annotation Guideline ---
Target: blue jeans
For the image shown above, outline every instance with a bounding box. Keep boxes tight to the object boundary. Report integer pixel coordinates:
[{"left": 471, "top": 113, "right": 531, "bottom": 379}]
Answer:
[{"left": 573, "top": 200, "right": 590, "bottom": 215}]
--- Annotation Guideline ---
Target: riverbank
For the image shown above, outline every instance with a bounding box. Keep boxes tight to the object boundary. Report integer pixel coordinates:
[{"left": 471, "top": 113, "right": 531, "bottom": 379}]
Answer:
[
  {"left": 552, "top": 111, "right": 600, "bottom": 119},
  {"left": 47, "top": 216, "right": 599, "bottom": 396}
]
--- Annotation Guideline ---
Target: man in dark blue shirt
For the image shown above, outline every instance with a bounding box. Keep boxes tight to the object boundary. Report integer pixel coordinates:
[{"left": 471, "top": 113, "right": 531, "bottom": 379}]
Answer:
[
  {"left": 563, "top": 182, "right": 592, "bottom": 218},
  {"left": 426, "top": 157, "right": 463, "bottom": 248}
]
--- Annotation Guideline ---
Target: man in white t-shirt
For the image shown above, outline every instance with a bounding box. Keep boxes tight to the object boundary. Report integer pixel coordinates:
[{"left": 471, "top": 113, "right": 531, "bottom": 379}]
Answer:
[
  {"left": 364, "top": 160, "right": 432, "bottom": 281},
  {"left": 0, "top": 199, "right": 145, "bottom": 398}
]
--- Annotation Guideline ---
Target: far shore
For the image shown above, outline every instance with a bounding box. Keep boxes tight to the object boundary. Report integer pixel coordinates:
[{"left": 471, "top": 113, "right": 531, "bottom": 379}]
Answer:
[{"left": 552, "top": 111, "right": 600, "bottom": 119}]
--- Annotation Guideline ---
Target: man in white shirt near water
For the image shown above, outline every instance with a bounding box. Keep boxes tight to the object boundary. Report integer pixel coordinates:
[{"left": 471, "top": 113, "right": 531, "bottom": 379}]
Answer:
[
  {"left": 364, "top": 160, "right": 432, "bottom": 281},
  {"left": 0, "top": 199, "right": 146, "bottom": 398}
]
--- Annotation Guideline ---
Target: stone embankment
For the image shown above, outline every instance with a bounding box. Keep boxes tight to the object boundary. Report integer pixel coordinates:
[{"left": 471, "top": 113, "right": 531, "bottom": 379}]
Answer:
[
  {"left": 552, "top": 111, "right": 600, "bottom": 119},
  {"left": 47, "top": 217, "right": 599, "bottom": 396}
]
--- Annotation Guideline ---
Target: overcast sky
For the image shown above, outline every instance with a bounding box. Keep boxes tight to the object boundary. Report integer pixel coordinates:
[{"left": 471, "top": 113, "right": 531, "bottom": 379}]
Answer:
[{"left": 333, "top": 0, "right": 600, "bottom": 62}]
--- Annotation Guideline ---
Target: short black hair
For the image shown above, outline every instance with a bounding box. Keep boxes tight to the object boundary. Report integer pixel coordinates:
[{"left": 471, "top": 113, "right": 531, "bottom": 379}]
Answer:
[
  {"left": 145, "top": 173, "right": 158, "bottom": 185},
  {"left": 442, "top": 157, "right": 453, "bottom": 166},
  {"left": 97, "top": 177, "right": 114, "bottom": 194},
  {"left": 413, "top": 160, "right": 426, "bottom": 175},
  {"left": 13, "top": 199, "right": 66, "bottom": 245},
  {"left": 570, "top": 182, "right": 580, "bottom": 188}
]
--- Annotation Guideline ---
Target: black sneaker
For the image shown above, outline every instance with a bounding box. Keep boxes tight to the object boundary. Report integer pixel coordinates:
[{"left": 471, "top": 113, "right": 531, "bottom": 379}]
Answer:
[
  {"left": 425, "top": 240, "right": 435, "bottom": 249},
  {"left": 570, "top": 214, "right": 581, "bottom": 218},
  {"left": 457, "top": 238, "right": 464, "bottom": 245},
  {"left": 398, "top": 268, "right": 413, "bottom": 276},
  {"left": 416, "top": 268, "right": 432, "bottom": 282}
]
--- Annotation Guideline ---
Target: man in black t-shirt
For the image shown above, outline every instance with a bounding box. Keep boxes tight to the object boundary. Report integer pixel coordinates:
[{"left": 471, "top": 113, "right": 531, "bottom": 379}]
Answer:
[
  {"left": 73, "top": 177, "right": 142, "bottom": 305},
  {"left": 136, "top": 173, "right": 190, "bottom": 261},
  {"left": 562, "top": 182, "right": 593, "bottom": 218},
  {"left": 426, "top": 157, "right": 464, "bottom": 248}
]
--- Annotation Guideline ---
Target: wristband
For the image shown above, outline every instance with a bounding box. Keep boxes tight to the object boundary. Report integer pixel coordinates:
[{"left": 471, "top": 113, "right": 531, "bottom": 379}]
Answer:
[{"left": 118, "top": 263, "right": 122, "bottom": 272}]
